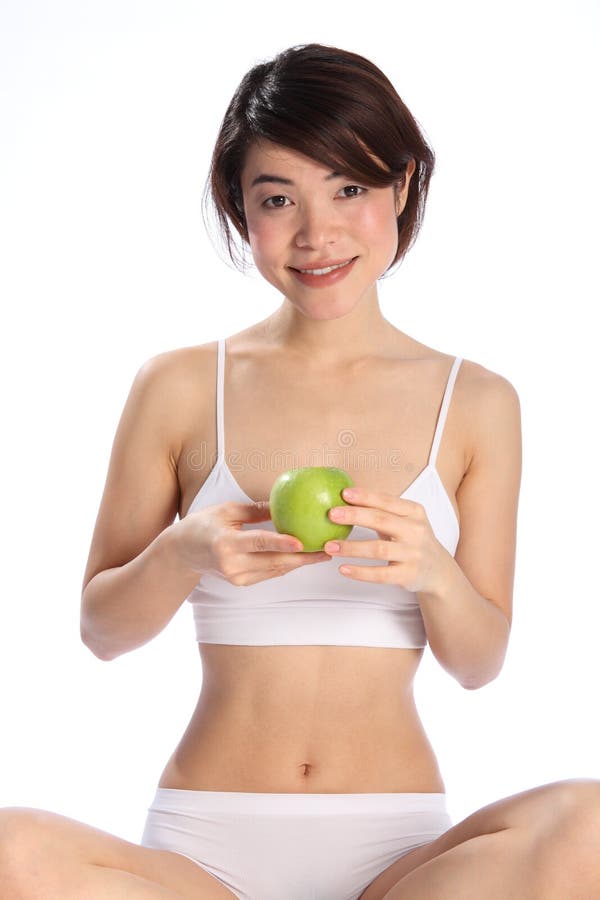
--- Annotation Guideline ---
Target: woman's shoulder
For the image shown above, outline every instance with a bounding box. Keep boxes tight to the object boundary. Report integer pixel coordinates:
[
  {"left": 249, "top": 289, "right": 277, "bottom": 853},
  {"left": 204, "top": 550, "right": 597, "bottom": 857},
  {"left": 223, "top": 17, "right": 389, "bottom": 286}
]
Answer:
[
  {"left": 453, "top": 354, "right": 520, "bottom": 405},
  {"left": 447, "top": 353, "right": 521, "bottom": 476},
  {"left": 139, "top": 340, "right": 220, "bottom": 384},
  {"left": 378, "top": 332, "right": 517, "bottom": 393},
  {"left": 409, "top": 339, "right": 519, "bottom": 405},
  {"left": 124, "top": 342, "right": 220, "bottom": 445},
  {"left": 138, "top": 325, "right": 277, "bottom": 388},
  {"left": 424, "top": 349, "right": 520, "bottom": 470}
]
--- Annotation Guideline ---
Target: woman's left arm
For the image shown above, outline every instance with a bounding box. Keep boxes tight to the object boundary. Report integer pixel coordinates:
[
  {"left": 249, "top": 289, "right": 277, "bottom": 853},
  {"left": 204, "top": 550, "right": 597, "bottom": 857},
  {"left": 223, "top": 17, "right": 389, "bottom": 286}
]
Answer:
[
  {"left": 325, "top": 370, "right": 522, "bottom": 690},
  {"left": 418, "top": 371, "right": 522, "bottom": 689}
]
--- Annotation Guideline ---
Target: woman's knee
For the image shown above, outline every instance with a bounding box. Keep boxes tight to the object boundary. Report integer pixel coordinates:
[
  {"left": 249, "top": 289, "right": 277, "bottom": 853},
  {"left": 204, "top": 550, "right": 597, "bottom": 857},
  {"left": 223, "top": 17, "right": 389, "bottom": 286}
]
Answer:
[
  {"left": 549, "top": 779, "right": 600, "bottom": 831},
  {"left": 0, "top": 807, "right": 48, "bottom": 859},
  {"left": 537, "top": 780, "right": 600, "bottom": 866},
  {"left": 0, "top": 807, "right": 56, "bottom": 896}
]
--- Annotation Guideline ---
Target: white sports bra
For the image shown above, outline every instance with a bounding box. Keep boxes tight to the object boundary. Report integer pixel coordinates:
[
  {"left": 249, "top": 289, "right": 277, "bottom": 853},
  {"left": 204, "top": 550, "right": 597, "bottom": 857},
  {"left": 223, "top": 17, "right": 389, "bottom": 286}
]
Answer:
[{"left": 183, "top": 340, "right": 462, "bottom": 648}]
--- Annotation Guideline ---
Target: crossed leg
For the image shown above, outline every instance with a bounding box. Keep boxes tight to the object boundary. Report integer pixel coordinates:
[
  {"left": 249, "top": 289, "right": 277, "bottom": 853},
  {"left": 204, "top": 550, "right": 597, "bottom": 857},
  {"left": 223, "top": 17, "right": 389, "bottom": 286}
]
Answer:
[
  {"left": 3, "top": 780, "right": 599, "bottom": 899},
  {"left": 0, "top": 806, "right": 237, "bottom": 899},
  {"left": 359, "top": 778, "right": 600, "bottom": 900}
]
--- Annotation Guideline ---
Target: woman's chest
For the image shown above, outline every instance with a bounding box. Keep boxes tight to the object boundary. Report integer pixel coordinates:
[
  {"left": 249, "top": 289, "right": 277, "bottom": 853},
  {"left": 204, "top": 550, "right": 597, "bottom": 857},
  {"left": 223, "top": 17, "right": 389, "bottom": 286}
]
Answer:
[{"left": 177, "top": 350, "right": 468, "bottom": 523}]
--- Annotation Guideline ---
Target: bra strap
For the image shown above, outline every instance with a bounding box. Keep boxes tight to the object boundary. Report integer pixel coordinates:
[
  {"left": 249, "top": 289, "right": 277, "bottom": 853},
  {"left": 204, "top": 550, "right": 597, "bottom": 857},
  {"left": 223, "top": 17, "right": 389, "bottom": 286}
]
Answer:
[
  {"left": 428, "top": 356, "right": 463, "bottom": 469},
  {"left": 216, "top": 338, "right": 225, "bottom": 463}
]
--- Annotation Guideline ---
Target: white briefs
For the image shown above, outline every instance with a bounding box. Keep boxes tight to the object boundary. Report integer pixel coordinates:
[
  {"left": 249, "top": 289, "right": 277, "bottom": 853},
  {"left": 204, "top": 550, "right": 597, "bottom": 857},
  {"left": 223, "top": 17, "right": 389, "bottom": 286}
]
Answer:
[{"left": 140, "top": 787, "right": 453, "bottom": 899}]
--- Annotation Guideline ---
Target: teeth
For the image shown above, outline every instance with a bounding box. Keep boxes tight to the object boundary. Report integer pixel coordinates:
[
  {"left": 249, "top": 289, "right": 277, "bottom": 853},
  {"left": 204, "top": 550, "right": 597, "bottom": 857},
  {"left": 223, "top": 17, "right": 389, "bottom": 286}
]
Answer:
[{"left": 298, "top": 259, "right": 353, "bottom": 275}]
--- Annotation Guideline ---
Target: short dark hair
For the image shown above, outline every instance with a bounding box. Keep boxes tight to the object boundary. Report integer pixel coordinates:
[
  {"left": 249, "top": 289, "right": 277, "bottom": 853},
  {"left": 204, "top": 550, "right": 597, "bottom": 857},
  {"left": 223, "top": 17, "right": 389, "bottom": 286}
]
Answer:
[{"left": 202, "top": 43, "right": 435, "bottom": 277}]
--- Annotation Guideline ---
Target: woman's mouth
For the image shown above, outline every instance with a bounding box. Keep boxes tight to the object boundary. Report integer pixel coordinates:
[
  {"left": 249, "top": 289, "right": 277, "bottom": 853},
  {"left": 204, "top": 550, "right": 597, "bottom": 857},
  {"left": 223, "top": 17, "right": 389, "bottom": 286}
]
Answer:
[{"left": 289, "top": 257, "right": 358, "bottom": 287}]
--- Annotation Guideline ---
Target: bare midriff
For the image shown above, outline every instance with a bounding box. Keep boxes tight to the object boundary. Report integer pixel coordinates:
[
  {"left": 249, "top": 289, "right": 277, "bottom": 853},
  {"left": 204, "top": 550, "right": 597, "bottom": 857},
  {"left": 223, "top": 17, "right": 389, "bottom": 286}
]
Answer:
[{"left": 158, "top": 643, "right": 446, "bottom": 794}]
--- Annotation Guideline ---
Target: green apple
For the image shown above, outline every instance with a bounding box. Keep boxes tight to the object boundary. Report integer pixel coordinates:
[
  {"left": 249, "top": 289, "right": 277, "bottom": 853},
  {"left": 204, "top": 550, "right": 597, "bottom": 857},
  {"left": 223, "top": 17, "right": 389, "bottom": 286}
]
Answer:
[{"left": 269, "top": 466, "right": 355, "bottom": 552}]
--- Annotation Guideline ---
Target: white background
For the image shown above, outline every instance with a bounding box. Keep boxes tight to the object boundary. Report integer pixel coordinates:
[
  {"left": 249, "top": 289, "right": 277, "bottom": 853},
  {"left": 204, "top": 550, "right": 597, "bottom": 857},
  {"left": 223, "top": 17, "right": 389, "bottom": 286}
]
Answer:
[{"left": 1, "top": 0, "right": 598, "bottom": 842}]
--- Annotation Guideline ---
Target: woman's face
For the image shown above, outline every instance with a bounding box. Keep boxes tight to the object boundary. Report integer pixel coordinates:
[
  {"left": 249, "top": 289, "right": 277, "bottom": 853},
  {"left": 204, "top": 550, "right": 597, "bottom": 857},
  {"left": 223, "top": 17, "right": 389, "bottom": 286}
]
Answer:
[{"left": 239, "top": 139, "right": 415, "bottom": 319}]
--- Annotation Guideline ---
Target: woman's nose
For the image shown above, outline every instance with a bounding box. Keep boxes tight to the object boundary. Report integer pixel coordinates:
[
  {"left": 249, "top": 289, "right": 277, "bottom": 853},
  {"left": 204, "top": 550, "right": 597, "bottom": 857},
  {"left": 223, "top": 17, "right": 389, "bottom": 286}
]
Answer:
[{"left": 294, "top": 203, "right": 342, "bottom": 249}]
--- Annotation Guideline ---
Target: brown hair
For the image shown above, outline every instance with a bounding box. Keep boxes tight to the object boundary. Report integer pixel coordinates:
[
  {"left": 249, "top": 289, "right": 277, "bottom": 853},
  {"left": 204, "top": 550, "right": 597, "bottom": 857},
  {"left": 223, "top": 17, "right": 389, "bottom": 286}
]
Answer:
[{"left": 202, "top": 43, "right": 435, "bottom": 277}]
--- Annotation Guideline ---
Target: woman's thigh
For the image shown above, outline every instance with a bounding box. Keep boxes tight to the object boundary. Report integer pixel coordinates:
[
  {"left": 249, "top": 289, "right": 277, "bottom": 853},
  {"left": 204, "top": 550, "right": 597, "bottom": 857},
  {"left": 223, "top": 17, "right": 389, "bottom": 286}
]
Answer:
[
  {"left": 0, "top": 806, "right": 237, "bottom": 899},
  {"left": 359, "top": 778, "right": 600, "bottom": 900}
]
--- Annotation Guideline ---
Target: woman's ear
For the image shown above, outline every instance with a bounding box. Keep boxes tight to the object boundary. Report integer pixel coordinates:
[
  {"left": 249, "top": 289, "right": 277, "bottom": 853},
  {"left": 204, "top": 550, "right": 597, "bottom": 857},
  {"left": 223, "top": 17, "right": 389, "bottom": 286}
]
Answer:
[
  {"left": 395, "top": 185, "right": 403, "bottom": 217},
  {"left": 395, "top": 158, "right": 417, "bottom": 216}
]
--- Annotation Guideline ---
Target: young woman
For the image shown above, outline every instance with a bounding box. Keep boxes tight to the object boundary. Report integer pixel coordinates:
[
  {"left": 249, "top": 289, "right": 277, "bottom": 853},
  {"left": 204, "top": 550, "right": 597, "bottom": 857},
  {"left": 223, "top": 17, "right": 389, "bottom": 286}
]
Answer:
[{"left": 2, "top": 42, "right": 599, "bottom": 900}]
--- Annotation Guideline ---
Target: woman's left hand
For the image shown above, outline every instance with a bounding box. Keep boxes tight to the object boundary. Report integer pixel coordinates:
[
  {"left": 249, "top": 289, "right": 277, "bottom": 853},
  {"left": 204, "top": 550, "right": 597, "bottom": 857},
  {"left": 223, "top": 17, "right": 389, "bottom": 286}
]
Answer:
[{"left": 324, "top": 486, "right": 449, "bottom": 594}]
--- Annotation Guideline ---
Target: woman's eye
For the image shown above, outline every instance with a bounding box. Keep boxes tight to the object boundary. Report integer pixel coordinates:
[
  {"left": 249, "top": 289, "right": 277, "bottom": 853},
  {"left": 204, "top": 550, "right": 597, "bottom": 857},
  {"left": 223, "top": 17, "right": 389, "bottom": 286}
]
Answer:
[
  {"left": 340, "top": 185, "right": 366, "bottom": 198},
  {"left": 262, "top": 185, "right": 367, "bottom": 210},
  {"left": 262, "top": 195, "right": 289, "bottom": 209}
]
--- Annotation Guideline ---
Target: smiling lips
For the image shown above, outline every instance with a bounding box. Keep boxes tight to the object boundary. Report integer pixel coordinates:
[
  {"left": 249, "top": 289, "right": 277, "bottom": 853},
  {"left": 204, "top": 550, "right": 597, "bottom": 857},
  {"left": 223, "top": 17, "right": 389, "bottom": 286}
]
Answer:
[
  {"left": 293, "top": 257, "right": 356, "bottom": 275},
  {"left": 289, "top": 256, "right": 358, "bottom": 286}
]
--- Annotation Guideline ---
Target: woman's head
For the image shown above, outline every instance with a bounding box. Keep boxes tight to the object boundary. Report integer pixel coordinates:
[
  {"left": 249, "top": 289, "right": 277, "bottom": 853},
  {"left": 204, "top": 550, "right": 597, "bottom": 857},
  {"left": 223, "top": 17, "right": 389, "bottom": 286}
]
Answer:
[{"left": 203, "top": 43, "right": 435, "bottom": 278}]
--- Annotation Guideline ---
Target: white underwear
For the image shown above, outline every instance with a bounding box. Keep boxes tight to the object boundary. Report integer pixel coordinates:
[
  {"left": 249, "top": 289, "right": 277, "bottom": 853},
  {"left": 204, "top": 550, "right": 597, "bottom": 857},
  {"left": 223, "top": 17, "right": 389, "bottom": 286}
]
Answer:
[{"left": 140, "top": 787, "right": 453, "bottom": 900}]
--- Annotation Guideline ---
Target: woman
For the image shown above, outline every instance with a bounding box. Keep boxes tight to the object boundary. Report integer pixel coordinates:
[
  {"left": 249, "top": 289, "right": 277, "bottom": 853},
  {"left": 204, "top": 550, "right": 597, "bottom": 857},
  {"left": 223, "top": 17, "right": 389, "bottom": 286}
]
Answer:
[{"left": 1, "top": 42, "right": 599, "bottom": 900}]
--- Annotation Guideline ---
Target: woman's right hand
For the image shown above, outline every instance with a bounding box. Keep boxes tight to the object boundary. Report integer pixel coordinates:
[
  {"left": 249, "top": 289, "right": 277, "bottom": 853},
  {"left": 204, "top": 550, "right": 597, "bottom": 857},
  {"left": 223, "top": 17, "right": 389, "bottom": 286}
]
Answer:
[{"left": 173, "top": 500, "right": 331, "bottom": 586}]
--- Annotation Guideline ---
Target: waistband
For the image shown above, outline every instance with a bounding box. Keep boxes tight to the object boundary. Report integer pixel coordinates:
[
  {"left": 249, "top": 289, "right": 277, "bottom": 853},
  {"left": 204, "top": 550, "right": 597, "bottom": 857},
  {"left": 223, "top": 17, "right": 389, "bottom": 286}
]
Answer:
[{"left": 147, "top": 786, "right": 449, "bottom": 816}]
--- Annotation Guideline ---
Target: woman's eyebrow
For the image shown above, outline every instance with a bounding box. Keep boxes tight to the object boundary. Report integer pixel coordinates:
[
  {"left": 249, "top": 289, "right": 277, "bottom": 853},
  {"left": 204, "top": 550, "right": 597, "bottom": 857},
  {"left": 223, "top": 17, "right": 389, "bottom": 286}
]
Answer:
[{"left": 250, "top": 171, "right": 343, "bottom": 188}]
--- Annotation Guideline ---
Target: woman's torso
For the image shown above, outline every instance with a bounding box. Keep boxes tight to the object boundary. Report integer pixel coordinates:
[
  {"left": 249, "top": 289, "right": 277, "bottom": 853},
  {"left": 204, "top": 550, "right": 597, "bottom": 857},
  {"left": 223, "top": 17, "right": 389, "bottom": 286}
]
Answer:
[{"left": 158, "top": 325, "right": 472, "bottom": 793}]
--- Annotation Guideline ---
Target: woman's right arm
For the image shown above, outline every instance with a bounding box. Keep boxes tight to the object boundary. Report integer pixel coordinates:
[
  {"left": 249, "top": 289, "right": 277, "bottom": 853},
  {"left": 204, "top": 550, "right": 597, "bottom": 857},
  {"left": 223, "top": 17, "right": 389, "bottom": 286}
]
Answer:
[
  {"left": 80, "top": 348, "right": 328, "bottom": 662},
  {"left": 80, "top": 351, "right": 200, "bottom": 661},
  {"left": 81, "top": 525, "right": 202, "bottom": 662}
]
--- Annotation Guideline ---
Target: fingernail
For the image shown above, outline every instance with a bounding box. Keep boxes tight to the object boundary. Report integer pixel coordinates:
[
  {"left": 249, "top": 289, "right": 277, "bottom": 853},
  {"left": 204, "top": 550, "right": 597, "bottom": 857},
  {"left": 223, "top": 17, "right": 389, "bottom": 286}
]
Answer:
[
  {"left": 324, "top": 542, "right": 340, "bottom": 553},
  {"left": 343, "top": 488, "right": 356, "bottom": 499}
]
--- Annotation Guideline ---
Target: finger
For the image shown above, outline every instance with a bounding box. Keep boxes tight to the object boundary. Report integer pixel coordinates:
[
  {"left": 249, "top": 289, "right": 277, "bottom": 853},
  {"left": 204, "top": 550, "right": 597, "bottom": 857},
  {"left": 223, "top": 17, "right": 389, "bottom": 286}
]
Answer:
[
  {"left": 301, "top": 552, "right": 331, "bottom": 563},
  {"left": 323, "top": 539, "right": 399, "bottom": 561},
  {"left": 246, "top": 549, "right": 330, "bottom": 574},
  {"left": 254, "top": 549, "right": 330, "bottom": 564},
  {"left": 336, "top": 562, "right": 400, "bottom": 582},
  {"left": 339, "top": 486, "right": 419, "bottom": 515},
  {"left": 239, "top": 528, "right": 305, "bottom": 553},
  {"left": 241, "top": 551, "right": 330, "bottom": 584},
  {"left": 329, "top": 504, "right": 400, "bottom": 537}
]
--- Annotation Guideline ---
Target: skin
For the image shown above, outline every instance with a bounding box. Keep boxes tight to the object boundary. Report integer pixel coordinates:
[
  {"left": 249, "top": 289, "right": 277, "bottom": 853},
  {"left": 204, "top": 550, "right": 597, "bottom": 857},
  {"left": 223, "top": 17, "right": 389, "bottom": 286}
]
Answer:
[{"left": 239, "top": 138, "right": 417, "bottom": 369}]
